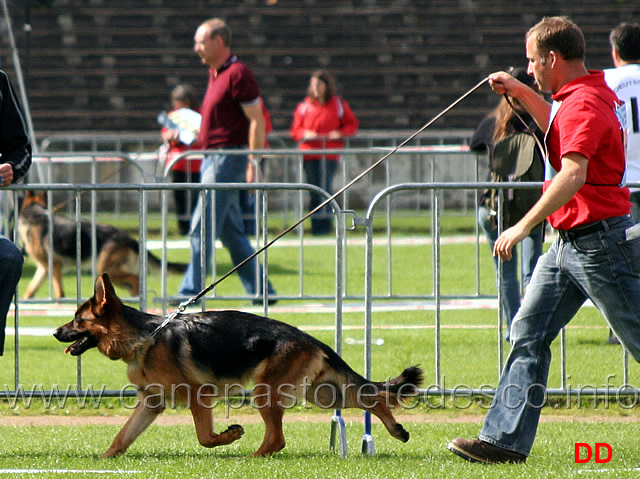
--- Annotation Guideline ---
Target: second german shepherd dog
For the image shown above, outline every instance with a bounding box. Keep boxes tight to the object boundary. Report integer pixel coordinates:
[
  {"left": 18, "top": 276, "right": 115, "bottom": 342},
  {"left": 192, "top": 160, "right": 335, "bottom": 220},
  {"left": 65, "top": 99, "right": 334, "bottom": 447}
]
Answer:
[
  {"left": 18, "top": 191, "right": 185, "bottom": 298},
  {"left": 54, "top": 274, "right": 424, "bottom": 457}
]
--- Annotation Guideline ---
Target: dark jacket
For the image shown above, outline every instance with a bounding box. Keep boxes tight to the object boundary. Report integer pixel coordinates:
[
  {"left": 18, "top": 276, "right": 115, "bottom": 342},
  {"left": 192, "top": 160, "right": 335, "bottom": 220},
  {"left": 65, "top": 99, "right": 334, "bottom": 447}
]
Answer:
[{"left": 0, "top": 70, "right": 31, "bottom": 182}]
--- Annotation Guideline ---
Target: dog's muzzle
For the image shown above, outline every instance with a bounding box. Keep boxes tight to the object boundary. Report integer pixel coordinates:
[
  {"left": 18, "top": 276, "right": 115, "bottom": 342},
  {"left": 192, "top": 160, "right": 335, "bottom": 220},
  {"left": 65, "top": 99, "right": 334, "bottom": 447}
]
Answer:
[{"left": 53, "top": 327, "right": 99, "bottom": 356}]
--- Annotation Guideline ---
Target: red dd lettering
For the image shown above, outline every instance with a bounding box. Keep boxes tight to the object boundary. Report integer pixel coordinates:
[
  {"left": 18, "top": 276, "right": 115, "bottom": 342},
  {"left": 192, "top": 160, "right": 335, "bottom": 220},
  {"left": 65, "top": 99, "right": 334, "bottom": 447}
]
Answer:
[
  {"left": 574, "top": 443, "right": 592, "bottom": 463},
  {"left": 595, "top": 443, "right": 613, "bottom": 464}
]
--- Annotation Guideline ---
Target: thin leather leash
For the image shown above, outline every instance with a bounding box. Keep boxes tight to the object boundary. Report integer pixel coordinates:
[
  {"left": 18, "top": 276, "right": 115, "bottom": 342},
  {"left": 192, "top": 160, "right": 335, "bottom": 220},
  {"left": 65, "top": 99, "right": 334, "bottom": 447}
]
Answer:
[
  {"left": 149, "top": 76, "right": 491, "bottom": 339},
  {"left": 500, "top": 66, "right": 546, "bottom": 160},
  {"left": 500, "top": 70, "right": 547, "bottom": 240}
]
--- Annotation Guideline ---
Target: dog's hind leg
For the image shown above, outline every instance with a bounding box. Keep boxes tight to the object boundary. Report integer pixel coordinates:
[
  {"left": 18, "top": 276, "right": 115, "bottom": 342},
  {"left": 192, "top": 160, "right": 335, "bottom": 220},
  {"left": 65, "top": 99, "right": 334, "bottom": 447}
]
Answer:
[
  {"left": 189, "top": 397, "right": 245, "bottom": 449},
  {"left": 250, "top": 383, "right": 286, "bottom": 456},
  {"left": 97, "top": 244, "right": 140, "bottom": 296},
  {"left": 52, "top": 258, "right": 64, "bottom": 298},
  {"left": 107, "top": 271, "right": 139, "bottom": 296},
  {"left": 366, "top": 399, "right": 411, "bottom": 443},
  {"left": 324, "top": 374, "right": 412, "bottom": 443},
  {"left": 24, "top": 259, "right": 64, "bottom": 299},
  {"left": 23, "top": 263, "right": 47, "bottom": 299},
  {"left": 101, "top": 399, "right": 164, "bottom": 458}
]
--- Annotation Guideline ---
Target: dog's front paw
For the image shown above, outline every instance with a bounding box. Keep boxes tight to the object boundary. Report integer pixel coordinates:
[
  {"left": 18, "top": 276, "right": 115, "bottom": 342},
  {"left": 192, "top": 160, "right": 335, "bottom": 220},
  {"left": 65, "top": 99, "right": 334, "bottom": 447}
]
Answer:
[{"left": 224, "top": 424, "right": 245, "bottom": 441}]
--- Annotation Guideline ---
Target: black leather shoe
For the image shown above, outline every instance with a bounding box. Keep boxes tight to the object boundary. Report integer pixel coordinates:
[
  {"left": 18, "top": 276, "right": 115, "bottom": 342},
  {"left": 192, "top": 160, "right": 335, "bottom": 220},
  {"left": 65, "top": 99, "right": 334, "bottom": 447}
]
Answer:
[{"left": 447, "top": 438, "right": 527, "bottom": 464}]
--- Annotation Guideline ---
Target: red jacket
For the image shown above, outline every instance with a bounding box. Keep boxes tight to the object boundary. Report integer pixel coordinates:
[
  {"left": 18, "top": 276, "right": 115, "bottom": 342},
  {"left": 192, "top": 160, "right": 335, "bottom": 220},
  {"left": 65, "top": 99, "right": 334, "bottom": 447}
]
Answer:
[{"left": 290, "top": 96, "right": 359, "bottom": 160}]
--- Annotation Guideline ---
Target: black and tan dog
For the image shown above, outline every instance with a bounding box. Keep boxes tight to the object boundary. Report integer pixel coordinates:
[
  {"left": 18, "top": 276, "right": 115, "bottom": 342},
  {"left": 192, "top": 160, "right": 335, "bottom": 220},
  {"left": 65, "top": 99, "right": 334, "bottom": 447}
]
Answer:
[
  {"left": 18, "top": 191, "right": 185, "bottom": 298},
  {"left": 54, "top": 273, "right": 424, "bottom": 457}
]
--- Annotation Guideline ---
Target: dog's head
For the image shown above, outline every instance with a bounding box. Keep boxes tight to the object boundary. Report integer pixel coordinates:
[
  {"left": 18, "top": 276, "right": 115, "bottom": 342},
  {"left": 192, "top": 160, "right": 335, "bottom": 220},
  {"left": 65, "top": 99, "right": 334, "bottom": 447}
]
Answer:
[
  {"left": 21, "top": 190, "right": 47, "bottom": 211},
  {"left": 53, "top": 273, "right": 121, "bottom": 357}
]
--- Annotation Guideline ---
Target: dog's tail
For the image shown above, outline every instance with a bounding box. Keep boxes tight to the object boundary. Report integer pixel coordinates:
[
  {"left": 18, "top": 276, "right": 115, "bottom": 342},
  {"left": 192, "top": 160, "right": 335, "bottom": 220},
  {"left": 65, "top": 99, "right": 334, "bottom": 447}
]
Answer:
[
  {"left": 366, "top": 365, "right": 424, "bottom": 407},
  {"left": 328, "top": 363, "right": 424, "bottom": 443},
  {"left": 117, "top": 234, "right": 187, "bottom": 274},
  {"left": 318, "top": 352, "right": 423, "bottom": 410},
  {"left": 146, "top": 251, "right": 187, "bottom": 273}
]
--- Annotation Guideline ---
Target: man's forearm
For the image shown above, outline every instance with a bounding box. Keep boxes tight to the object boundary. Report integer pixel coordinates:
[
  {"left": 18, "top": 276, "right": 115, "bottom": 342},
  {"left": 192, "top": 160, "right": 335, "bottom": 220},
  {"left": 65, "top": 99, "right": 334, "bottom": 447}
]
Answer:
[
  {"left": 518, "top": 158, "right": 586, "bottom": 233},
  {"left": 514, "top": 87, "right": 552, "bottom": 132},
  {"left": 248, "top": 119, "right": 266, "bottom": 152}
]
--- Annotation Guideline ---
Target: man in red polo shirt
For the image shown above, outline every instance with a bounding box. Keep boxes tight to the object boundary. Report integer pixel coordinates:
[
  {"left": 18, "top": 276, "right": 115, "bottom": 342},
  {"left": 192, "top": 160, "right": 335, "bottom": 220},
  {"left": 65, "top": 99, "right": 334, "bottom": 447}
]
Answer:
[
  {"left": 448, "top": 16, "right": 640, "bottom": 464},
  {"left": 178, "top": 18, "right": 276, "bottom": 305}
]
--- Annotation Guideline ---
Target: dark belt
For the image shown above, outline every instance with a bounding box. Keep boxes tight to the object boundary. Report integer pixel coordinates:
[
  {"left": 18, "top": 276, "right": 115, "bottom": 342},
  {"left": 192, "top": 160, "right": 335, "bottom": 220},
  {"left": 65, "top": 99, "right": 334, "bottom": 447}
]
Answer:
[{"left": 557, "top": 214, "right": 630, "bottom": 242}]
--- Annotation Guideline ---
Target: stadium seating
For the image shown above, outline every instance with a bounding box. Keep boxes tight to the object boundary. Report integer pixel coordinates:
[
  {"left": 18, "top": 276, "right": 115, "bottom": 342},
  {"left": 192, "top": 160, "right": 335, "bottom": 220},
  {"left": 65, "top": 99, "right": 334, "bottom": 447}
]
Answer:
[{"left": 4, "top": 0, "right": 639, "bottom": 135}]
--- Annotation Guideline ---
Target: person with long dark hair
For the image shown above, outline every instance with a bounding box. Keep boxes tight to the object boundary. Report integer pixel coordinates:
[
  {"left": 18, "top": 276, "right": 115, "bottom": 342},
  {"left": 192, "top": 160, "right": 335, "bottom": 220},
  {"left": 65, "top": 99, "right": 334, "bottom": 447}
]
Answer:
[
  {"left": 290, "top": 70, "right": 359, "bottom": 235},
  {"left": 471, "top": 68, "right": 544, "bottom": 341}
]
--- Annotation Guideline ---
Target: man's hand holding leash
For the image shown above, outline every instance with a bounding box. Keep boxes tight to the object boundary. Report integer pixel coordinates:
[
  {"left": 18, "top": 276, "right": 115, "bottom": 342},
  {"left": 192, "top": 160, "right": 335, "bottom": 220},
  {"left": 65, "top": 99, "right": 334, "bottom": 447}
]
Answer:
[
  {"left": 0, "top": 163, "right": 14, "bottom": 187},
  {"left": 489, "top": 70, "right": 552, "bottom": 131}
]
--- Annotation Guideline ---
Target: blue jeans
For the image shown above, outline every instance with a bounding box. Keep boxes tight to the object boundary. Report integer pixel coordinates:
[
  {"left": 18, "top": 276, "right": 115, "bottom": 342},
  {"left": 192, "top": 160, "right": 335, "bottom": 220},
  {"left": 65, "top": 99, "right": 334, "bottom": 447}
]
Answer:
[
  {"left": 303, "top": 159, "right": 338, "bottom": 235},
  {"left": 239, "top": 159, "right": 266, "bottom": 236},
  {"left": 178, "top": 153, "right": 275, "bottom": 298},
  {"left": 0, "top": 235, "right": 23, "bottom": 355},
  {"left": 479, "top": 215, "right": 640, "bottom": 456},
  {"left": 477, "top": 205, "right": 543, "bottom": 341}
]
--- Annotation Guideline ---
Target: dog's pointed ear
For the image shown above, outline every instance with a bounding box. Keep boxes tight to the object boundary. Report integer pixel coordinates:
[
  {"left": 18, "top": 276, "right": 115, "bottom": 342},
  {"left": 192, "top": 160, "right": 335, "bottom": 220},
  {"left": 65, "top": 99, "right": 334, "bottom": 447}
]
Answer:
[
  {"left": 30, "top": 190, "right": 45, "bottom": 201},
  {"left": 94, "top": 274, "right": 117, "bottom": 314}
]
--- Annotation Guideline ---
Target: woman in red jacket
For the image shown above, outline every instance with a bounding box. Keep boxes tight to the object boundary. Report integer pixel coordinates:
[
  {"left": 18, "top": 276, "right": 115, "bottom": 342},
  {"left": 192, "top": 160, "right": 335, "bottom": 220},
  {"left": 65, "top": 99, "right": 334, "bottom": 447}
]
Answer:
[{"left": 290, "top": 70, "right": 359, "bottom": 235}]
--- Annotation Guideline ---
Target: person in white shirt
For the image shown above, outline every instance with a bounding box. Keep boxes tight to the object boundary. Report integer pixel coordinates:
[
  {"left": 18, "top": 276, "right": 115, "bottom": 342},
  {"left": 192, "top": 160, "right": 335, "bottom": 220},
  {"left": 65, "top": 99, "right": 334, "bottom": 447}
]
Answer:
[
  {"left": 604, "top": 23, "right": 640, "bottom": 219},
  {"left": 603, "top": 22, "right": 640, "bottom": 345}
]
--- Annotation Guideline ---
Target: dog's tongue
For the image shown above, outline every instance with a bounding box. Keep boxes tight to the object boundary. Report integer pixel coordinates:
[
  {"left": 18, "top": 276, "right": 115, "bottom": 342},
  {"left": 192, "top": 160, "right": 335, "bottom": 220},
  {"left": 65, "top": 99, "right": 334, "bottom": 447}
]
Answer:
[{"left": 64, "top": 346, "right": 71, "bottom": 354}]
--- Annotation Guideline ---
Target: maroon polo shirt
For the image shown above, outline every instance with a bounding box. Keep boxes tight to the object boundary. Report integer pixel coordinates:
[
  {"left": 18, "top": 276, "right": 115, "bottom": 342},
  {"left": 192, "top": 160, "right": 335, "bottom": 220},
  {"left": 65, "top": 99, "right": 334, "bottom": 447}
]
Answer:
[{"left": 197, "top": 55, "right": 260, "bottom": 149}]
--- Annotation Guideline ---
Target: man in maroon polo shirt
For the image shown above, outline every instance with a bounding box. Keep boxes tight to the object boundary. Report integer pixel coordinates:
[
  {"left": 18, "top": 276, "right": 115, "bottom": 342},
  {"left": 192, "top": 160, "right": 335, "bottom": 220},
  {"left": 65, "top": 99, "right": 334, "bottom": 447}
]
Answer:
[{"left": 178, "top": 18, "right": 276, "bottom": 304}]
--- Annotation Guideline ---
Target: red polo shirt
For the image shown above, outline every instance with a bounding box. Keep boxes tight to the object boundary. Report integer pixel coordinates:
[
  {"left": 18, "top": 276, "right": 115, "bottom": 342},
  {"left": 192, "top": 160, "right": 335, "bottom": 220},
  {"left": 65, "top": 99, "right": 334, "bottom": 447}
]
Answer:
[
  {"left": 197, "top": 55, "right": 260, "bottom": 149},
  {"left": 544, "top": 71, "right": 631, "bottom": 230}
]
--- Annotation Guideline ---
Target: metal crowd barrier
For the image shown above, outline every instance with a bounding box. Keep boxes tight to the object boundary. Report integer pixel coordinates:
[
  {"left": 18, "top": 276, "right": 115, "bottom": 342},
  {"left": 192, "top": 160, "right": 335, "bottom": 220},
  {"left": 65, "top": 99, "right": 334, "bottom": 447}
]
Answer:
[
  {"left": 357, "top": 181, "right": 640, "bottom": 455},
  {"left": 38, "top": 129, "right": 475, "bottom": 153},
  {"left": 2, "top": 149, "right": 637, "bottom": 457},
  {"left": 2, "top": 182, "right": 344, "bottom": 392},
  {"left": 30, "top": 153, "right": 149, "bottom": 218}
]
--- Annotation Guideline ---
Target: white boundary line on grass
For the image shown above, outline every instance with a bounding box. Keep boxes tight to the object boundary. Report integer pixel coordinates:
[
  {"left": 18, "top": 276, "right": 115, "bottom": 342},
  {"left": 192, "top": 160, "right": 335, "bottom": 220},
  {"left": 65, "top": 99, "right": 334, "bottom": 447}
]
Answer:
[{"left": 577, "top": 468, "right": 640, "bottom": 474}]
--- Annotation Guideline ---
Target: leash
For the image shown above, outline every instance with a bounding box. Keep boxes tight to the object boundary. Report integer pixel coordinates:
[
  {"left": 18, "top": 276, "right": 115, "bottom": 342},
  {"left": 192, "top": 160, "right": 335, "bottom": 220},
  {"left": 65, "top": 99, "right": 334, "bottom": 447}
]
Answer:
[
  {"left": 149, "top": 76, "right": 491, "bottom": 339},
  {"left": 500, "top": 67, "right": 546, "bottom": 161},
  {"left": 502, "top": 94, "right": 546, "bottom": 161}
]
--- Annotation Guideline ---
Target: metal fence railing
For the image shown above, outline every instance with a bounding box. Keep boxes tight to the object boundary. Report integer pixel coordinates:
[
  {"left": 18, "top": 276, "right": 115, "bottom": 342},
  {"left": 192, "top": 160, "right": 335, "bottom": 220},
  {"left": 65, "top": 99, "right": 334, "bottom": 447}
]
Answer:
[
  {"left": 2, "top": 150, "right": 638, "bottom": 456},
  {"left": 37, "top": 129, "right": 476, "bottom": 154}
]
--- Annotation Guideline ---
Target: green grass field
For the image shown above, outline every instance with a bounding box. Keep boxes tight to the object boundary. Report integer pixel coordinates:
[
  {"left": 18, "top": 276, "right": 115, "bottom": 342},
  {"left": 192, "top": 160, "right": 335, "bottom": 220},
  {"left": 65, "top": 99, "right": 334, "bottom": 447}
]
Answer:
[
  {"left": 3, "top": 212, "right": 640, "bottom": 477},
  {"left": 0, "top": 420, "right": 638, "bottom": 477}
]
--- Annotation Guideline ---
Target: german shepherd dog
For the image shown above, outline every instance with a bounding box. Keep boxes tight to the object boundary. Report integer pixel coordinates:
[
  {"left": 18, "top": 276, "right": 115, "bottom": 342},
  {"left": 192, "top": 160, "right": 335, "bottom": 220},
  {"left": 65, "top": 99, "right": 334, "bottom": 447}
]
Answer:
[
  {"left": 18, "top": 191, "right": 185, "bottom": 299},
  {"left": 54, "top": 274, "right": 424, "bottom": 457}
]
